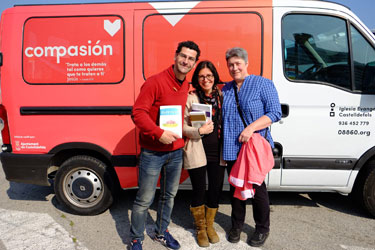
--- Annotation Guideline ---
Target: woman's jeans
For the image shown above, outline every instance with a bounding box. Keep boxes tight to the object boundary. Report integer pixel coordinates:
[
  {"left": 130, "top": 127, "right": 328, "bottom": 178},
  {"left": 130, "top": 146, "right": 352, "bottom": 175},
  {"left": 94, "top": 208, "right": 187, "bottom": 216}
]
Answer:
[{"left": 130, "top": 148, "right": 183, "bottom": 241}]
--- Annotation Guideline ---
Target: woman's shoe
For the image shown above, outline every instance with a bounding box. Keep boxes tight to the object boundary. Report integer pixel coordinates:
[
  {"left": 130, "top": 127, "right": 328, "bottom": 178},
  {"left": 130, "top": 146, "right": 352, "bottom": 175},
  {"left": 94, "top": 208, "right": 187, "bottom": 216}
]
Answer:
[
  {"left": 205, "top": 206, "right": 219, "bottom": 243},
  {"left": 190, "top": 205, "right": 209, "bottom": 247}
]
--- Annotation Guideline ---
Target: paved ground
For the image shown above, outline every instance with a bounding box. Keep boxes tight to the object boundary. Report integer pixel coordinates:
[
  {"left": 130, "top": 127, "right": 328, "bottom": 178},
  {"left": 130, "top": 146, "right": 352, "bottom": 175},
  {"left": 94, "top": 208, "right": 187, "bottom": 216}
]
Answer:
[{"left": 0, "top": 167, "right": 375, "bottom": 250}]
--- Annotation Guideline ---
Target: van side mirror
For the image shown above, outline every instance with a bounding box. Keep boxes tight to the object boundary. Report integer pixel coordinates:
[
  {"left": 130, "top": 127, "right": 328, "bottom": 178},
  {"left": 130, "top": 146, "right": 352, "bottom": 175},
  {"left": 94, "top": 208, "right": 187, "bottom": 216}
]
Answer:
[{"left": 0, "top": 52, "right": 2, "bottom": 66}]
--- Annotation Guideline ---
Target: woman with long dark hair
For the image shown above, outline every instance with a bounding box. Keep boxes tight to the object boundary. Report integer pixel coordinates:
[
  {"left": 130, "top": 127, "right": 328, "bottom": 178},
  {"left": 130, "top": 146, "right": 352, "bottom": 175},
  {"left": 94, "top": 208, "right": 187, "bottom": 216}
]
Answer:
[{"left": 183, "top": 60, "right": 226, "bottom": 247}]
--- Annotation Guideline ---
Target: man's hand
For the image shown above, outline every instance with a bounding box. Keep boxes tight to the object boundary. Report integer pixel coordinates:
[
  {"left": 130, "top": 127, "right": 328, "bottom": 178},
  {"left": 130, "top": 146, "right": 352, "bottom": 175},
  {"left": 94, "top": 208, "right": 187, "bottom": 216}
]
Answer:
[{"left": 159, "top": 130, "right": 180, "bottom": 144}]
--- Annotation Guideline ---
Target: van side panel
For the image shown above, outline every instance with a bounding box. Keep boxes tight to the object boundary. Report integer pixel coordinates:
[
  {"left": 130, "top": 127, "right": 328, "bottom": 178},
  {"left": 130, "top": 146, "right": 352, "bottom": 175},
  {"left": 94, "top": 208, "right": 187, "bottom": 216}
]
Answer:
[
  {"left": 0, "top": 5, "right": 137, "bottom": 187},
  {"left": 138, "top": 0, "right": 273, "bottom": 84},
  {"left": 0, "top": 1, "right": 273, "bottom": 189}
]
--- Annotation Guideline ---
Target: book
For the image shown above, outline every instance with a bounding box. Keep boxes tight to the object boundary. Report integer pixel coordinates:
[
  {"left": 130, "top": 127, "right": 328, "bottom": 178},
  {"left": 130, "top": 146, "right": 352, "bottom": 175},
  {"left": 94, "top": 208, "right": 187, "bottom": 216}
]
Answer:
[
  {"left": 159, "top": 105, "right": 182, "bottom": 138},
  {"left": 191, "top": 103, "right": 212, "bottom": 121},
  {"left": 189, "top": 111, "right": 207, "bottom": 128}
]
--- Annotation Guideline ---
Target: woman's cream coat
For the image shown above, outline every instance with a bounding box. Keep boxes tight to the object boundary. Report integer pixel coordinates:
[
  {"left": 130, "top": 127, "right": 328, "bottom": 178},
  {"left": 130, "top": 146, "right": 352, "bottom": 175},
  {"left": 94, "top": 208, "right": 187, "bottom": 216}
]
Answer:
[
  {"left": 183, "top": 93, "right": 225, "bottom": 169},
  {"left": 183, "top": 93, "right": 206, "bottom": 170}
]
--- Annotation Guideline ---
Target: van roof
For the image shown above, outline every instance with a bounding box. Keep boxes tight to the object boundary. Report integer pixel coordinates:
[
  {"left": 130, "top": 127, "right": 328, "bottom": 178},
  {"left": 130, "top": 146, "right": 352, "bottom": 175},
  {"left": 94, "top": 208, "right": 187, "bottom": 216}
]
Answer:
[
  {"left": 11, "top": 0, "right": 347, "bottom": 9},
  {"left": 3, "top": 0, "right": 352, "bottom": 19}
]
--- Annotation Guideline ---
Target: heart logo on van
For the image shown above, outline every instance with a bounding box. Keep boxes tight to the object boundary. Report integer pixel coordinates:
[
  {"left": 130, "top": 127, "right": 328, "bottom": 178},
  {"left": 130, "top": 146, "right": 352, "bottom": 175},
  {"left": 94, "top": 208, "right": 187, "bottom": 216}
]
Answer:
[
  {"left": 104, "top": 19, "right": 121, "bottom": 37},
  {"left": 150, "top": 2, "right": 200, "bottom": 26}
]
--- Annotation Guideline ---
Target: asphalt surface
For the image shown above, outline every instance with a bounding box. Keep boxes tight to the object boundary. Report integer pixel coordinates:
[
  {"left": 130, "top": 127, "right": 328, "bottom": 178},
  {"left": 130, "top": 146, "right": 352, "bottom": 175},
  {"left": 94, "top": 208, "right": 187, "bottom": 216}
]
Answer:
[
  {"left": 0, "top": 163, "right": 375, "bottom": 250},
  {"left": 0, "top": 124, "right": 373, "bottom": 250}
]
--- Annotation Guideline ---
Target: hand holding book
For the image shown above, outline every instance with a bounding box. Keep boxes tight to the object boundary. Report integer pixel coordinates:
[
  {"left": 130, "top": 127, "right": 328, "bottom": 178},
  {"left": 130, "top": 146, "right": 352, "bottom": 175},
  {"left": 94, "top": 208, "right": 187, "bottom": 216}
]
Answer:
[
  {"left": 198, "top": 120, "right": 214, "bottom": 135},
  {"left": 189, "top": 103, "right": 212, "bottom": 129},
  {"left": 159, "top": 130, "right": 180, "bottom": 144}
]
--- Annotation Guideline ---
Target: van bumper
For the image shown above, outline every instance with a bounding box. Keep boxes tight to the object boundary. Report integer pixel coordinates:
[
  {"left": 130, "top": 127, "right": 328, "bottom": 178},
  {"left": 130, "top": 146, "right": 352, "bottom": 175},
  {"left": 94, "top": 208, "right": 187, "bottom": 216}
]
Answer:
[{"left": 0, "top": 152, "right": 53, "bottom": 186}]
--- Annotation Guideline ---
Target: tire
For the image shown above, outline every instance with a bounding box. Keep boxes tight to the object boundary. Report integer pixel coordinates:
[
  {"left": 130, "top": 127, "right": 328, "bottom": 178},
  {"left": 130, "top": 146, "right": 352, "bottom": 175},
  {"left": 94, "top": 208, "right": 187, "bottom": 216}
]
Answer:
[
  {"left": 362, "top": 166, "right": 375, "bottom": 218},
  {"left": 54, "top": 155, "right": 114, "bottom": 215}
]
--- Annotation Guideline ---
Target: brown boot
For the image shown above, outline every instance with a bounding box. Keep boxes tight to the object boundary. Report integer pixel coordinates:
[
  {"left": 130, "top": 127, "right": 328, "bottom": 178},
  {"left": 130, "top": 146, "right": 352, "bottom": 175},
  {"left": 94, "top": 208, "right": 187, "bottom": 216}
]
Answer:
[
  {"left": 205, "top": 206, "right": 220, "bottom": 243},
  {"left": 190, "top": 205, "right": 209, "bottom": 247}
]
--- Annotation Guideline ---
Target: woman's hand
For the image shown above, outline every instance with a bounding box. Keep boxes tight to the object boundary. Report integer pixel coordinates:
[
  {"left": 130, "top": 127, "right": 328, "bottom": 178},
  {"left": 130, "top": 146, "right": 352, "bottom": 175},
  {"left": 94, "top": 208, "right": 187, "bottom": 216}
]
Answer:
[
  {"left": 239, "top": 126, "right": 254, "bottom": 143},
  {"left": 238, "top": 115, "right": 272, "bottom": 142},
  {"left": 198, "top": 121, "right": 214, "bottom": 135}
]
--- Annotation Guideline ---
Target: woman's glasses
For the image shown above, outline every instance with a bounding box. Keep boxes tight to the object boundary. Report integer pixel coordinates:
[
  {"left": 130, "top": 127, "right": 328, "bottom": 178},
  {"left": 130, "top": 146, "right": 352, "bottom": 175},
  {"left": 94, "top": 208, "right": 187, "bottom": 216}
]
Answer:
[{"left": 198, "top": 74, "right": 214, "bottom": 81}]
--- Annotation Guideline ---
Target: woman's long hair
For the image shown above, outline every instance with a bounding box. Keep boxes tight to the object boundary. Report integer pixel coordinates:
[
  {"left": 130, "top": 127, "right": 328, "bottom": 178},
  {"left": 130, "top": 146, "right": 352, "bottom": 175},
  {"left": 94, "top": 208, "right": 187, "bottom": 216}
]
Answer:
[
  {"left": 191, "top": 60, "right": 222, "bottom": 133},
  {"left": 191, "top": 60, "right": 221, "bottom": 92}
]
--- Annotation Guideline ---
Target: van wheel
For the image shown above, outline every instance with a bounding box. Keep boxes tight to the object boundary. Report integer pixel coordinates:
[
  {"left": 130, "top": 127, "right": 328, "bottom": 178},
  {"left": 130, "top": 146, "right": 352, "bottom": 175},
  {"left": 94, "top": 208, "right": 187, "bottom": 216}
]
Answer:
[
  {"left": 362, "top": 166, "right": 375, "bottom": 217},
  {"left": 54, "top": 155, "right": 114, "bottom": 215}
]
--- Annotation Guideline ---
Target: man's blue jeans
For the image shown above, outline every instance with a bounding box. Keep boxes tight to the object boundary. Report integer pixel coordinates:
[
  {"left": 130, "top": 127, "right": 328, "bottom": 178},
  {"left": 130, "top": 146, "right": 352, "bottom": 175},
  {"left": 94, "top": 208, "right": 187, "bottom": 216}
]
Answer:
[{"left": 130, "top": 148, "right": 183, "bottom": 241}]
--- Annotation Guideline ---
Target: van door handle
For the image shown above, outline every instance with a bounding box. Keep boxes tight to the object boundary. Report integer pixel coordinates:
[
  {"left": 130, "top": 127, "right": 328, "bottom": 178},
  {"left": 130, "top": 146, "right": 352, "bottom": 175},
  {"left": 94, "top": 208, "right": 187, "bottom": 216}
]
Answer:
[{"left": 281, "top": 104, "right": 289, "bottom": 118}]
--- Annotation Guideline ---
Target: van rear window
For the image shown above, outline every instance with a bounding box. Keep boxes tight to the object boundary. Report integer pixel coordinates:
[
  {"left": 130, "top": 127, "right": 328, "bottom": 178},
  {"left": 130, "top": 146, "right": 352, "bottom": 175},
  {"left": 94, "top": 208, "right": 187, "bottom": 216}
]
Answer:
[
  {"left": 23, "top": 16, "right": 125, "bottom": 84},
  {"left": 143, "top": 12, "right": 262, "bottom": 81}
]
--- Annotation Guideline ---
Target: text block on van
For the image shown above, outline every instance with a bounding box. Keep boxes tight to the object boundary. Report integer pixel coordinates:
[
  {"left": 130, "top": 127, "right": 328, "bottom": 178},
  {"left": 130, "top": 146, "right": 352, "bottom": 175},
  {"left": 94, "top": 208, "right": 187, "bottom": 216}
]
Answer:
[{"left": 22, "top": 16, "right": 125, "bottom": 84}]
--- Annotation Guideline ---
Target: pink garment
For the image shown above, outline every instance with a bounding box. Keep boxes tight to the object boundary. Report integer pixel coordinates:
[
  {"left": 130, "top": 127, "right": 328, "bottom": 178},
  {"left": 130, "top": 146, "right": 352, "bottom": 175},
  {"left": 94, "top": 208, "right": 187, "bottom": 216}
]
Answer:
[{"left": 228, "top": 133, "right": 274, "bottom": 200}]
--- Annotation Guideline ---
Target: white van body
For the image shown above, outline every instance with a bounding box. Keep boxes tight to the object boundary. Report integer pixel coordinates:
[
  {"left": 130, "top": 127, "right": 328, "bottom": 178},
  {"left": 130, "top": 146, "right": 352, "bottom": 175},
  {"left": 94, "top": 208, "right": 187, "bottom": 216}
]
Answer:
[{"left": 270, "top": 0, "right": 375, "bottom": 193}]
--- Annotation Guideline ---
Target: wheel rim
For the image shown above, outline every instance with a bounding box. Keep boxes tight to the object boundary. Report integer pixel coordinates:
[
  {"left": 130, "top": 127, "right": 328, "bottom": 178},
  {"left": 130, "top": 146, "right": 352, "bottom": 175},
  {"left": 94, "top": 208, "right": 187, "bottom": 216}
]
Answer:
[{"left": 62, "top": 168, "right": 104, "bottom": 208}]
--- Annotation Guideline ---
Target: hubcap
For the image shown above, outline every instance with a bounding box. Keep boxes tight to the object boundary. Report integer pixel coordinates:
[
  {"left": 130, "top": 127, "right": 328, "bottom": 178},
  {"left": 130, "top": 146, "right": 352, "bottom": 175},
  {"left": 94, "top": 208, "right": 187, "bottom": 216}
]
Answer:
[{"left": 63, "top": 169, "right": 103, "bottom": 208}]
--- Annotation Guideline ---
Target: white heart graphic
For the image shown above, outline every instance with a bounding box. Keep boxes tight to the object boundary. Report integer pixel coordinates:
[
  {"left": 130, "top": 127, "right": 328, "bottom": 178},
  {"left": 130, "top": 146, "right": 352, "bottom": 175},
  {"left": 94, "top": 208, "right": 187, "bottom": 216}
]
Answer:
[
  {"left": 150, "top": 2, "right": 200, "bottom": 26},
  {"left": 104, "top": 19, "right": 121, "bottom": 37}
]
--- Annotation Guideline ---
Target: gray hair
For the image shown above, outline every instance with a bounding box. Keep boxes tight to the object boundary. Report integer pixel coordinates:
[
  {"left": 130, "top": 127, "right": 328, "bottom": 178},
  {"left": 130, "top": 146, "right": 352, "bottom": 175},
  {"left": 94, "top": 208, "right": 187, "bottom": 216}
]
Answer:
[{"left": 225, "top": 47, "right": 248, "bottom": 63}]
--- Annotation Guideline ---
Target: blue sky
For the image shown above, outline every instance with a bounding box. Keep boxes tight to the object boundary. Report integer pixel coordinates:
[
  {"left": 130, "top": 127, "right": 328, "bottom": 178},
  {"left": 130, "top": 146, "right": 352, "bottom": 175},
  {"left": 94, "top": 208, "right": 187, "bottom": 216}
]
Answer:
[{"left": 0, "top": 0, "right": 373, "bottom": 30}]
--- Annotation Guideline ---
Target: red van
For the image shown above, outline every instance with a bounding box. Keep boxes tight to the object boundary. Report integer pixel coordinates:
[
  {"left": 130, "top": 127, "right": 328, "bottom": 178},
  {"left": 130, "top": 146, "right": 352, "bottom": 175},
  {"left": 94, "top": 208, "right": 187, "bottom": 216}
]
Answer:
[
  {"left": 0, "top": 0, "right": 272, "bottom": 214},
  {"left": 1, "top": 0, "right": 375, "bottom": 217}
]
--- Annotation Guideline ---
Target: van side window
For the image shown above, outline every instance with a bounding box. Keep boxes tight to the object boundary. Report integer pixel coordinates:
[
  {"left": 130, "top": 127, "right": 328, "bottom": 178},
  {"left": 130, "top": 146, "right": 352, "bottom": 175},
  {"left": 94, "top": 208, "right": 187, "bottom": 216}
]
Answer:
[
  {"left": 351, "top": 25, "right": 375, "bottom": 93},
  {"left": 23, "top": 16, "right": 125, "bottom": 85},
  {"left": 143, "top": 12, "right": 263, "bottom": 81},
  {"left": 282, "top": 14, "right": 351, "bottom": 90}
]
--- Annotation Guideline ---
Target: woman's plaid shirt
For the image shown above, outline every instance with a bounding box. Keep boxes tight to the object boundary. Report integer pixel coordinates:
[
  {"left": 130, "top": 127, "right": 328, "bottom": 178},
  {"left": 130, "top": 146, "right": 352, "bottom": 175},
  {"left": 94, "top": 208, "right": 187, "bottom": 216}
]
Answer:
[{"left": 222, "top": 75, "right": 282, "bottom": 161}]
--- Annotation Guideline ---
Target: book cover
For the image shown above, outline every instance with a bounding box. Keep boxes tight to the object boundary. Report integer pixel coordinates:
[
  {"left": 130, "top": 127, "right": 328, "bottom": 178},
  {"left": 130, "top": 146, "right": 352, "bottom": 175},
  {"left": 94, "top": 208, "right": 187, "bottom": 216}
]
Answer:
[
  {"left": 189, "top": 111, "right": 206, "bottom": 128},
  {"left": 159, "top": 105, "right": 182, "bottom": 138},
  {"left": 191, "top": 103, "right": 212, "bottom": 121}
]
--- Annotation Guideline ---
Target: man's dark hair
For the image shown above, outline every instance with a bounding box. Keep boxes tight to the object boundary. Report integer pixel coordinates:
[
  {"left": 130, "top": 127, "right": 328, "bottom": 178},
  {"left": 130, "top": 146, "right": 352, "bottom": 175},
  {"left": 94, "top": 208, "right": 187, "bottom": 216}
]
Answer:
[{"left": 176, "top": 40, "right": 200, "bottom": 61}]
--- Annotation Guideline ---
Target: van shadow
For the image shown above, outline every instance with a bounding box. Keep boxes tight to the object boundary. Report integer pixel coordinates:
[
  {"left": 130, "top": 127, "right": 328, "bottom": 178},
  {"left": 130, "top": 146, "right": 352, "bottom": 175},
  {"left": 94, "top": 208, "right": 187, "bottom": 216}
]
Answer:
[
  {"left": 170, "top": 190, "right": 256, "bottom": 240},
  {"left": 170, "top": 190, "right": 372, "bottom": 235},
  {"left": 104, "top": 188, "right": 372, "bottom": 249},
  {"left": 6, "top": 180, "right": 371, "bottom": 222},
  {"left": 7, "top": 181, "right": 54, "bottom": 201},
  {"left": 6, "top": 181, "right": 371, "bottom": 248},
  {"left": 268, "top": 192, "right": 371, "bottom": 218},
  {"left": 170, "top": 190, "right": 324, "bottom": 235},
  {"left": 108, "top": 189, "right": 214, "bottom": 248},
  {"left": 108, "top": 189, "right": 136, "bottom": 249},
  {"left": 109, "top": 189, "right": 177, "bottom": 249},
  {"left": 6, "top": 180, "right": 80, "bottom": 214},
  {"left": 304, "top": 192, "right": 371, "bottom": 218}
]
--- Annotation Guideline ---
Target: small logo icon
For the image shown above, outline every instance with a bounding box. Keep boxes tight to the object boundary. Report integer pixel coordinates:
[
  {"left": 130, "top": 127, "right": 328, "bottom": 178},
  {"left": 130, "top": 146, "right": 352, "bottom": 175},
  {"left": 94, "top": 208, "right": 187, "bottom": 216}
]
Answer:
[
  {"left": 104, "top": 19, "right": 121, "bottom": 37},
  {"left": 330, "top": 103, "right": 335, "bottom": 117}
]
